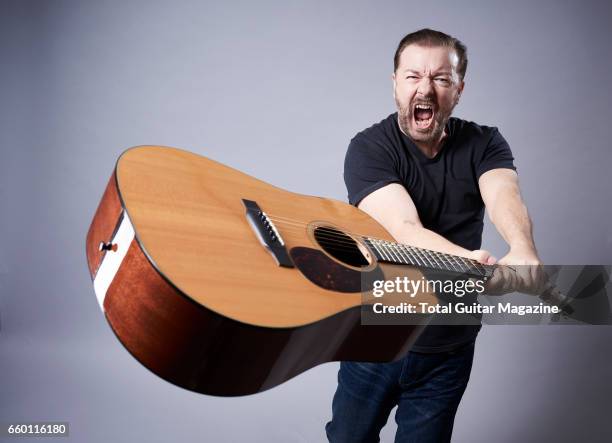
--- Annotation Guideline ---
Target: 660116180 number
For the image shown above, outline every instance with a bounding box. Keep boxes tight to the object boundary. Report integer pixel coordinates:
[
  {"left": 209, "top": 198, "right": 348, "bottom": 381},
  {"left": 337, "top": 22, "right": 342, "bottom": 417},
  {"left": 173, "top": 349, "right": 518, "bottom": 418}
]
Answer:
[{"left": 3, "top": 422, "right": 69, "bottom": 437}]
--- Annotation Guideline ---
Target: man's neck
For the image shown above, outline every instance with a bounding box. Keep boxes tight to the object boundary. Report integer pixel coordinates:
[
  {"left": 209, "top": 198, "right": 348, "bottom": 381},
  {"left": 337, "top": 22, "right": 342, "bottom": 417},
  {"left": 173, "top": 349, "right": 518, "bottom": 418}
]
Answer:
[
  {"left": 413, "top": 132, "right": 447, "bottom": 158},
  {"left": 397, "top": 116, "right": 448, "bottom": 158}
]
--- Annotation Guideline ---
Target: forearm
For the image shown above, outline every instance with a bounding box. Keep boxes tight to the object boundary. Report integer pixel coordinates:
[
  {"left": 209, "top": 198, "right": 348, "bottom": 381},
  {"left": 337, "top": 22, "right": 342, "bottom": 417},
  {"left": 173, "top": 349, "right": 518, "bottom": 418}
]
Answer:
[
  {"left": 389, "top": 221, "right": 472, "bottom": 258},
  {"left": 488, "top": 185, "right": 538, "bottom": 257},
  {"left": 485, "top": 196, "right": 546, "bottom": 293},
  {"left": 357, "top": 183, "right": 479, "bottom": 259}
]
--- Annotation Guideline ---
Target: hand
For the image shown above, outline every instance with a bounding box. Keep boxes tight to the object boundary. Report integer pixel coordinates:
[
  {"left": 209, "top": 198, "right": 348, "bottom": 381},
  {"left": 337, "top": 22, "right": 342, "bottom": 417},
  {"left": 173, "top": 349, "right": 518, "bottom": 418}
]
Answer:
[
  {"left": 467, "top": 249, "right": 497, "bottom": 265},
  {"left": 485, "top": 249, "right": 547, "bottom": 296},
  {"left": 498, "top": 248, "right": 541, "bottom": 267}
]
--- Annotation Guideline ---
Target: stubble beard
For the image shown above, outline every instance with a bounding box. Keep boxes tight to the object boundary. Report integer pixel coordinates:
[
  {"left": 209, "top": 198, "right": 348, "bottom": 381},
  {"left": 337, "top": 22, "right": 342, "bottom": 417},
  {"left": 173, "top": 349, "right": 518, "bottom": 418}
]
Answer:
[{"left": 396, "top": 98, "right": 453, "bottom": 146}]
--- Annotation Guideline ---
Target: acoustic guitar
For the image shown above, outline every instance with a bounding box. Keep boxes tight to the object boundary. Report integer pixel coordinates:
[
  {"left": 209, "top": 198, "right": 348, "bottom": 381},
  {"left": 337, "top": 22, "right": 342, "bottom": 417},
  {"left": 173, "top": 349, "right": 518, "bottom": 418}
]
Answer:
[{"left": 86, "top": 146, "right": 502, "bottom": 396}]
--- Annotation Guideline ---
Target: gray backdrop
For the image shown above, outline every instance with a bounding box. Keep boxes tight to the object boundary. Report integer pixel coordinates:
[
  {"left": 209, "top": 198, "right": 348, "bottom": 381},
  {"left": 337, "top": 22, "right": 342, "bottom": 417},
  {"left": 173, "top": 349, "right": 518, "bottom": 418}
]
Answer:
[{"left": 2, "top": 0, "right": 612, "bottom": 442}]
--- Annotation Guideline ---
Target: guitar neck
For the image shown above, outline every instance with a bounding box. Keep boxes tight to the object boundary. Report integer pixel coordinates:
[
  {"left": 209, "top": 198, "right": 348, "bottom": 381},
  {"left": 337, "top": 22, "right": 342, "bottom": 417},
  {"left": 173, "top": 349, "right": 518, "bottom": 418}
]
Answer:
[{"left": 362, "top": 236, "right": 495, "bottom": 280}]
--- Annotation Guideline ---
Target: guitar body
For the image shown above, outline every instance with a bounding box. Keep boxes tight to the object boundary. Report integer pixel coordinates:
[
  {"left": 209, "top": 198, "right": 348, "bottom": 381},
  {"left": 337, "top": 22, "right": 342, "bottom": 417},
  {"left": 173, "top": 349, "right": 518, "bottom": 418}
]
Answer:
[{"left": 86, "top": 146, "right": 431, "bottom": 396}]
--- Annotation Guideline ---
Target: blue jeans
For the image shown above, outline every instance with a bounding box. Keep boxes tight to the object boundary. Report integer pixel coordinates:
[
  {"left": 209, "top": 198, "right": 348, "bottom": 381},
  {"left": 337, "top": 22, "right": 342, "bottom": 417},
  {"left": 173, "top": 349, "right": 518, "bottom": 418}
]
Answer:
[{"left": 325, "top": 340, "right": 475, "bottom": 443}]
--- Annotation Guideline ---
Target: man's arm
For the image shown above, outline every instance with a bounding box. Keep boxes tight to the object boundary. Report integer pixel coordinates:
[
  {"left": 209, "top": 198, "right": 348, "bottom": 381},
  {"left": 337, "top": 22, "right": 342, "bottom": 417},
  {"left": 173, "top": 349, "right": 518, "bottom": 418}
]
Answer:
[
  {"left": 478, "top": 168, "right": 540, "bottom": 265},
  {"left": 479, "top": 168, "right": 547, "bottom": 294},
  {"left": 358, "top": 183, "right": 495, "bottom": 264}
]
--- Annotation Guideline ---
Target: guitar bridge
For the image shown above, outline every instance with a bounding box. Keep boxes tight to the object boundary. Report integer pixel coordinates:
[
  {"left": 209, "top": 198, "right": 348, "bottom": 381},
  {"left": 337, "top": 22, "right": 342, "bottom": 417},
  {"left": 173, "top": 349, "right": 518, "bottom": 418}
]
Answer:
[{"left": 242, "top": 199, "right": 294, "bottom": 268}]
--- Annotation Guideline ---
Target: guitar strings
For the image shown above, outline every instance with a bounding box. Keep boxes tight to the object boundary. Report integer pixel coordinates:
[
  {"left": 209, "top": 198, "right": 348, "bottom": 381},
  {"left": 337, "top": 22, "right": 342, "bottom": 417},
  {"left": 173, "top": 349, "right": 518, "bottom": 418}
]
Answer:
[
  {"left": 267, "top": 214, "right": 478, "bottom": 267},
  {"left": 268, "top": 221, "right": 377, "bottom": 250},
  {"left": 268, "top": 215, "right": 465, "bottom": 258},
  {"left": 266, "top": 213, "right": 485, "bottom": 268},
  {"left": 266, "top": 217, "right": 371, "bottom": 244},
  {"left": 263, "top": 209, "right": 493, "bottom": 273},
  {"left": 265, "top": 215, "right": 436, "bottom": 258},
  {"left": 270, "top": 216, "right": 482, "bottom": 266},
  {"left": 267, "top": 215, "right": 377, "bottom": 241},
  {"left": 266, "top": 216, "right": 488, "bottom": 274}
]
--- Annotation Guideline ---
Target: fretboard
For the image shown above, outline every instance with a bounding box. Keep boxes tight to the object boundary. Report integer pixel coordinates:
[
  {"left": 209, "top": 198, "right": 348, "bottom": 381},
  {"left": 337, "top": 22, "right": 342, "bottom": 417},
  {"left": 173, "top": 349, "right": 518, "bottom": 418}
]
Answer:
[{"left": 363, "top": 237, "right": 494, "bottom": 280}]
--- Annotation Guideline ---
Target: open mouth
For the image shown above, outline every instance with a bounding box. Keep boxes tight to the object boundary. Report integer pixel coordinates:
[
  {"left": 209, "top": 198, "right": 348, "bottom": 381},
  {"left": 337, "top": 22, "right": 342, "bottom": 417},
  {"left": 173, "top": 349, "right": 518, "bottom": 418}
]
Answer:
[{"left": 413, "top": 103, "right": 434, "bottom": 129}]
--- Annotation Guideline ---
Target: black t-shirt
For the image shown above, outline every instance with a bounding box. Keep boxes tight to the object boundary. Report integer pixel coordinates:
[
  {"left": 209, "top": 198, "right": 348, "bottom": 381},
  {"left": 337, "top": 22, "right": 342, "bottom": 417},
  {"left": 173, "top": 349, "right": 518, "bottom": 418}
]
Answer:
[{"left": 344, "top": 112, "right": 516, "bottom": 352}]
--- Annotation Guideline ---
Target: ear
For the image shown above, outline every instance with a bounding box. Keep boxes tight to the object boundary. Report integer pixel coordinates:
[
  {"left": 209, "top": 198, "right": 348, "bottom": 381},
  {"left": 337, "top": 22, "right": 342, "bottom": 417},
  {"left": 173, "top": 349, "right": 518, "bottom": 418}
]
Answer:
[
  {"left": 455, "top": 80, "right": 465, "bottom": 105},
  {"left": 392, "top": 72, "right": 397, "bottom": 99}
]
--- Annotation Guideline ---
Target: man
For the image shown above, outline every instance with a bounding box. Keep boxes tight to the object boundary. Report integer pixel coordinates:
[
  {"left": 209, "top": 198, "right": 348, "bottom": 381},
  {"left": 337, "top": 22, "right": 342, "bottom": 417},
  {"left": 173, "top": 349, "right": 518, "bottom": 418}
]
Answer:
[{"left": 325, "top": 29, "right": 542, "bottom": 442}]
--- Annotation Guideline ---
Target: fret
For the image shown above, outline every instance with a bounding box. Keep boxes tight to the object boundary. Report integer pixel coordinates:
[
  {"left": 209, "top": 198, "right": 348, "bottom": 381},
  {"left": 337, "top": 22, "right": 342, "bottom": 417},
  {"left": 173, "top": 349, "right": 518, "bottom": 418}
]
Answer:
[
  {"left": 407, "top": 247, "right": 421, "bottom": 266},
  {"left": 446, "top": 254, "right": 463, "bottom": 272},
  {"left": 399, "top": 245, "right": 413, "bottom": 264},
  {"left": 395, "top": 244, "right": 412, "bottom": 265},
  {"left": 377, "top": 241, "right": 395, "bottom": 262},
  {"left": 388, "top": 243, "right": 404, "bottom": 264},
  {"left": 439, "top": 254, "right": 451, "bottom": 270},
  {"left": 399, "top": 244, "right": 418, "bottom": 266},
  {"left": 425, "top": 250, "right": 444, "bottom": 270},
  {"left": 381, "top": 242, "right": 397, "bottom": 263},
  {"left": 417, "top": 248, "right": 434, "bottom": 267},
  {"left": 413, "top": 247, "right": 435, "bottom": 268},
  {"left": 405, "top": 246, "right": 424, "bottom": 267},
  {"left": 422, "top": 249, "right": 438, "bottom": 269},
  {"left": 452, "top": 255, "right": 470, "bottom": 273},
  {"left": 447, "top": 254, "right": 463, "bottom": 272},
  {"left": 364, "top": 237, "right": 489, "bottom": 278},
  {"left": 435, "top": 252, "right": 452, "bottom": 271},
  {"left": 386, "top": 242, "right": 402, "bottom": 263},
  {"left": 419, "top": 248, "right": 435, "bottom": 267},
  {"left": 390, "top": 243, "right": 408, "bottom": 265},
  {"left": 447, "top": 255, "right": 461, "bottom": 272},
  {"left": 412, "top": 247, "right": 430, "bottom": 268},
  {"left": 461, "top": 257, "right": 483, "bottom": 276},
  {"left": 448, "top": 255, "right": 463, "bottom": 272},
  {"left": 369, "top": 240, "right": 386, "bottom": 261},
  {"left": 404, "top": 245, "right": 423, "bottom": 266}
]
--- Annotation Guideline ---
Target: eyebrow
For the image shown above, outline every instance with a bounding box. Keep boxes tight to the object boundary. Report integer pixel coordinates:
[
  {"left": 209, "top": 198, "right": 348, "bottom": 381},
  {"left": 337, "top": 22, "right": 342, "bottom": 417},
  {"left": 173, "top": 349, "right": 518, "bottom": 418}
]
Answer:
[{"left": 403, "top": 69, "right": 452, "bottom": 76}]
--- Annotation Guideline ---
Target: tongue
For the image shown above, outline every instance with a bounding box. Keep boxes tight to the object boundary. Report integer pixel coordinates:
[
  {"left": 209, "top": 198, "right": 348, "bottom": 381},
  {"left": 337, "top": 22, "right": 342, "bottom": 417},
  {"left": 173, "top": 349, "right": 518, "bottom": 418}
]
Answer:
[{"left": 415, "top": 108, "right": 433, "bottom": 120}]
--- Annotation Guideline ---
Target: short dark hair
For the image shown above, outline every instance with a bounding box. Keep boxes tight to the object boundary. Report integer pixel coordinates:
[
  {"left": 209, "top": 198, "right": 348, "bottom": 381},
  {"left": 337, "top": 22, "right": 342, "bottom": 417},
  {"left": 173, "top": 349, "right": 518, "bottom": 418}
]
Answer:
[{"left": 393, "top": 28, "right": 468, "bottom": 80}]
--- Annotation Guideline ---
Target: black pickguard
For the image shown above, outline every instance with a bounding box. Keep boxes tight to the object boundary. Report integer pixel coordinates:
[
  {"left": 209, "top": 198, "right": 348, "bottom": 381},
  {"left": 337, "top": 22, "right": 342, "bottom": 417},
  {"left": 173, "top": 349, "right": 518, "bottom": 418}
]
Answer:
[{"left": 290, "top": 246, "right": 384, "bottom": 293}]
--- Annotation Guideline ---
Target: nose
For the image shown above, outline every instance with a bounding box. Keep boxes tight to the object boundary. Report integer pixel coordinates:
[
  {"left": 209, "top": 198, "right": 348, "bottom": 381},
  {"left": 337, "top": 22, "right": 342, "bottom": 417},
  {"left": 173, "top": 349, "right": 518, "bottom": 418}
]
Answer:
[{"left": 416, "top": 77, "right": 434, "bottom": 97}]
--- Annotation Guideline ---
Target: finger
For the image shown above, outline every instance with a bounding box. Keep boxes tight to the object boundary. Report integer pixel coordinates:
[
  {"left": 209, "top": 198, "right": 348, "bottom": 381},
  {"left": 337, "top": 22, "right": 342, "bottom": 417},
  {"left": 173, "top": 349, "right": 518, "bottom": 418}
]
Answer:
[{"left": 473, "top": 250, "right": 494, "bottom": 264}]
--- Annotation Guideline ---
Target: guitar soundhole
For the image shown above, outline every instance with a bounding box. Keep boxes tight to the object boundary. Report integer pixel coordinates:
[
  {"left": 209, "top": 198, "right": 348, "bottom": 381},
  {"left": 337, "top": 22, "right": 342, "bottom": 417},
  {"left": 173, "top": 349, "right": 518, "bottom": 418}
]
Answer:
[{"left": 313, "top": 226, "right": 370, "bottom": 267}]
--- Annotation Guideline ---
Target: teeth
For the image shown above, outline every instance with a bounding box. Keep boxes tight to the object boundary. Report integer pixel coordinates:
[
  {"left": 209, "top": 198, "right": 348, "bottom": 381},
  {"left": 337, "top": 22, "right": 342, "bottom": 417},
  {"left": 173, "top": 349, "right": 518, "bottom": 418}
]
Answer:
[{"left": 415, "top": 104, "right": 433, "bottom": 110}]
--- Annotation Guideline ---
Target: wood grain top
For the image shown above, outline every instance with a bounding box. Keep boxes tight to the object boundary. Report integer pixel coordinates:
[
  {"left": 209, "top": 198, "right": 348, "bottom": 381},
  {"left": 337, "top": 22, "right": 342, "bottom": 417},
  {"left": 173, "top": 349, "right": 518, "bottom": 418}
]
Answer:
[{"left": 115, "top": 146, "right": 409, "bottom": 327}]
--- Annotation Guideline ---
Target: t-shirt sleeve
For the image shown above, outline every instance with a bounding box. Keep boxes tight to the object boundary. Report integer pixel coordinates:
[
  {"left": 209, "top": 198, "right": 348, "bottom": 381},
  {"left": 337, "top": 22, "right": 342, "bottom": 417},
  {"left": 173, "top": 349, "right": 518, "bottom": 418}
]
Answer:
[
  {"left": 343, "top": 135, "right": 401, "bottom": 206},
  {"left": 476, "top": 128, "right": 516, "bottom": 178}
]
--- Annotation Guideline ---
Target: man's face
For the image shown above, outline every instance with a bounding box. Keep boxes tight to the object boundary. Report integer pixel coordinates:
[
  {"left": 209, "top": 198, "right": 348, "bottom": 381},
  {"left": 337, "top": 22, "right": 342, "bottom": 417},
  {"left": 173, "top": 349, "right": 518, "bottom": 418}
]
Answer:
[{"left": 393, "top": 44, "right": 464, "bottom": 145}]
